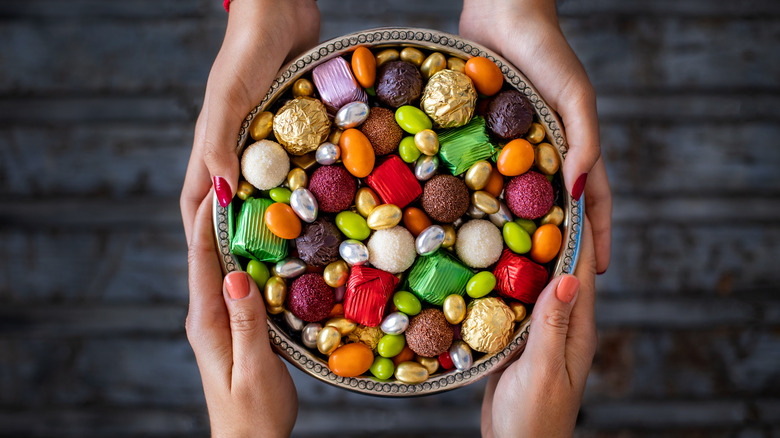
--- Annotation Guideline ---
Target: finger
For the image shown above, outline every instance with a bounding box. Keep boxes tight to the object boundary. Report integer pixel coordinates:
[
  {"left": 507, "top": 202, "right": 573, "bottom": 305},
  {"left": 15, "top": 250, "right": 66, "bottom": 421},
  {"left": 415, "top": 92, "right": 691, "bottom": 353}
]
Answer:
[
  {"left": 584, "top": 157, "right": 612, "bottom": 273},
  {"left": 181, "top": 113, "right": 210, "bottom": 244},
  {"left": 523, "top": 274, "right": 580, "bottom": 370},
  {"left": 186, "top": 189, "right": 232, "bottom": 383},
  {"left": 481, "top": 372, "right": 502, "bottom": 437},
  {"left": 566, "top": 217, "right": 598, "bottom": 383},
  {"left": 557, "top": 76, "right": 601, "bottom": 202}
]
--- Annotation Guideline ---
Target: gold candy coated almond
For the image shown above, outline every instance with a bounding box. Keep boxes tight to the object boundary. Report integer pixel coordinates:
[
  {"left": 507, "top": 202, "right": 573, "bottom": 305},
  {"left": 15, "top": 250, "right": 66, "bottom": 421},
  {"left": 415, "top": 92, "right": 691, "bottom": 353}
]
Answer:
[
  {"left": 287, "top": 168, "right": 308, "bottom": 191},
  {"left": 325, "top": 317, "right": 358, "bottom": 336},
  {"left": 400, "top": 47, "right": 425, "bottom": 67},
  {"left": 541, "top": 205, "right": 564, "bottom": 227},
  {"left": 236, "top": 180, "right": 255, "bottom": 201},
  {"left": 447, "top": 57, "right": 466, "bottom": 73},
  {"left": 441, "top": 224, "right": 456, "bottom": 249},
  {"left": 472, "top": 190, "right": 500, "bottom": 215},
  {"left": 535, "top": 142, "right": 560, "bottom": 175},
  {"left": 292, "top": 78, "right": 315, "bottom": 97},
  {"left": 323, "top": 260, "right": 349, "bottom": 288},
  {"left": 394, "top": 361, "right": 429, "bottom": 384},
  {"left": 249, "top": 111, "right": 274, "bottom": 141},
  {"left": 510, "top": 302, "right": 527, "bottom": 322},
  {"left": 526, "top": 122, "right": 545, "bottom": 144},
  {"left": 414, "top": 129, "right": 439, "bottom": 156},
  {"left": 464, "top": 160, "right": 492, "bottom": 191},
  {"left": 443, "top": 294, "right": 466, "bottom": 325},
  {"left": 267, "top": 305, "right": 285, "bottom": 315},
  {"left": 355, "top": 187, "right": 381, "bottom": 218},
  {"left": 329, "top": 128, "right": 343, "bottom": 146},
  {"left": 317, "top": 326, "right": 341, "bottom": 355},
  {"left": 415, "top": 355, "right": 440, "bottom": 375},
  {"left": 366, "top": 204, "right": 402, "bottom": 230},
  {"left": 375, "top": 48, "right": 399, "bottom": 67},
  {"left": 263, "top": 276, "right": 287, "bottom": 308},
  {"left": 420, "top": 52, "right": 446, "bottom": 80}
]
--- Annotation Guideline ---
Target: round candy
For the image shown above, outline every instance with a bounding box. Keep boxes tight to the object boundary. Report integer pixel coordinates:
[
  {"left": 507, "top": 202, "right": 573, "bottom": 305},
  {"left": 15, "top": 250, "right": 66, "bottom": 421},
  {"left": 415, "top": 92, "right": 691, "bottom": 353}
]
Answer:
[
  {"left": 290, "top": 188, "right": 318, "bottom": 223},
  {"left": 461, "top": 297, "right": 515, "bottom": 354},
  {"left": 286, "top": 273, "right": 335, "bottom": 323},
  {"left": 315, "top": 142, "right": 341, "bottom": 166},
  {"left": 264, "top": 276, "right": 286, "bottom": 309},
  {"left": 317, "top": 326, "right": 340, "bottom": 355},
  {"left": 360, "top": 107, "right": 403, "bottom": 156},
  {"left": 515, "top": 218, "right": 537, "bottom": 236},
  {"left": 392, "top": 291, "right": 422, "bottom": 316},
  {"left": 335, "top": 211, "right": 370, "bottom": 241},
  {"left": 339, "top": 128, "right": 375, "bottom": 178},
  {"left": 247, "top": 260, "right": 270, "bottom": 288},
  {"left": 455, "top": 219, "right": 503, "bottom": 268},
  {"left": 287, "top": 168, "right": 308, "bottom": 191},
  {"left": 323, "top": 260, "right": 349, "bottom": 288},
  {"left": 535, "top": 142, "right": 561, "bottom": 175},
  {"left": 398, "top": 136, "right": 421, "bottom": 163},
  {"left": 329, "top": 342, "right": 374, "bottom": 377},
  {"left": 273, "top": 96, "right": 331, "bottom": 155},
  {"left": 502, "top": 221, "right": 532, "bottom": 254},
  {"left": 421, "top": 175, "right": 470, "bottom": 223},
  {"left": 381, "top": 312, "right": 410, "bottom": 335},
  {"left": 497, "top": 139, "right": 534, "bottom": 176},
  {"left": 308, "top": 165, "right": 357, "bottom": 213},
  {"left": 240, "top": 140, "right": 290, "bottom": 190},
  {"left": 375, "top": 61, "right": 423, "bottom": 108},
  {"left": 377, "top": 334, "right": 406, "bottom": 358},
  {"left": 264, "top": 202, "right": 302, "bottom": 239},
  {"left": 295, "top": 218, "right": 342, "bottom": 266},
  {"left": 465, "top": 160, "right": 492, "bottom": 191},
  {"left": 351, "top": 46, "right": 376, "bottom": 88},
  {"left": 414, "top": 129, "right": 439, "bottom": 156},
  {"left": 248, "top": 111, "right": 274, "bottom": 140},
  {"left": 466, "top": 271, "right": 496, "bottom": 299},
  {"left": 374, "top": 48, "right": 399, "bottom": 67},
  {"left": 403, "top": 207, "right": 433, "bottom": 237},
  {"left": 302, "top": 323, "right": 322, "bottom": 349},
  {"left": 405, "top": 308, "right": 453, "bottom": 357},
  {"left": 274, "top": 258, "right": 307, "bottom": 278},
  {"left": 526, "top": 122, "right": 546, "bottom": 144},
  {"left": 464, "top": 56, "right": 503, "bottom": 96},
  {"left": 505, "top": 171, "right": 554, "bottom": 220},
  {"left": 420, "top": 69, "right": 477, "bottom": 128},
  {"left": 392, "top": 345, "right": 415, "bottom": 367},
  {"left": 367, "top": 226, "right": 416, "bottom": 274},
  {"left": 292, "top": 78, "right": 315, "bottom": 97},
  {"left": 530, "top": 223, "right": 563, "bottom": 264},
  {"left": 395, "top": 105, "right": 432, "bottom": 135},
  {"left": 370, "top": 356, "right": 395, "bottom": 380},
  {"left": 485, "top": 90, "right": 535, "bottom": 140}
]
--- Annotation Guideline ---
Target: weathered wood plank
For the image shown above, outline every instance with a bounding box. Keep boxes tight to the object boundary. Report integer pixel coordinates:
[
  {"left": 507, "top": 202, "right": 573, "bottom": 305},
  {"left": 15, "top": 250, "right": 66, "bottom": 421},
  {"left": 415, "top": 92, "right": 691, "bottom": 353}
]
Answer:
[
  {"left": 582, "top": 400, "right": 748, "bottom": 427},
  {"left": 0, "top": 96, "right": 196, "bottom": 124},
  {"left": 0, "top": 0, "right": 217, "bottom": 19}
]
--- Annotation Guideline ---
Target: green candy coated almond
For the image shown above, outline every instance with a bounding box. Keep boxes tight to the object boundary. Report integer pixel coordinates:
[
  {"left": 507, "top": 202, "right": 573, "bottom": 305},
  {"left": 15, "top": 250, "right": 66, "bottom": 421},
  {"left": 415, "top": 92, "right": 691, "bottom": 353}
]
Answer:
[
  {"left": 246, "top": 260, "right": 271, "bottom": 288},
  {"left": 503, "top": 221, "right": 532, "bottom": 254},
  {"left": 514, "top": 218, "right": 537, "bottom": 236},
  {"left": 269, "top": 187, "right": 292, "bottom": 204},
  {"left": 392, "top": 291, "right": 422, "bottom": 316},
  {"left": 466, "top": 271, "right": 496, "bottom": 298},
  {"left": 395, "top": 105, "right": 432, "bottom": 135},
  {"left": 369, "top": 356, "right": 394, "bottom": 380},
  {"left": 398, "top": 136, "right": 422, "bottom": 163},
  {"left": 335, "top": 211, "right": 371, "bottom": 241},
  {"left": 377, "top": 334, "right": 406, "bottom": 358}
]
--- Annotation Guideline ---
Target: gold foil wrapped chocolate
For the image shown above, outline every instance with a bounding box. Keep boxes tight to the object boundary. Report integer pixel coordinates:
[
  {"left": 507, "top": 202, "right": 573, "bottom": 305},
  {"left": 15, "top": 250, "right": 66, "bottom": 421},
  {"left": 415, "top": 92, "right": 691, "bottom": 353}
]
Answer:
[
  {"left": 461, "top": 297, "right": 515, "bottom": 354},
  {"left": 273, "top": 96, "right": 331, "bottom": 155},
  {"left": 420, "top": 69, "right": 477, "bottom": 129},
  {"left": 345, "top": 325, "right": 383, "bottom": 351}
]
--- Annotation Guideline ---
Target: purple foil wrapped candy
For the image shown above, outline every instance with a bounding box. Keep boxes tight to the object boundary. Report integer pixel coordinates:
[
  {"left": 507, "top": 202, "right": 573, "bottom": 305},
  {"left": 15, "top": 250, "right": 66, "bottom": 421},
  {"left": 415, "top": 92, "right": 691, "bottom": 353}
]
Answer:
[{"left": 312, "top": 57, "right": 368, "bottom": 113}]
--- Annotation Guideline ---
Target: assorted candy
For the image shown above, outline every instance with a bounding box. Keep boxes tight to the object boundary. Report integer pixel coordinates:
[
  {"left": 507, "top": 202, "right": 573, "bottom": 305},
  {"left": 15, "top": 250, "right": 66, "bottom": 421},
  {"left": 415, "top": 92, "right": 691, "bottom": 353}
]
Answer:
[{"left": 230, "top": 46, "right": 569, "bottom": 385}]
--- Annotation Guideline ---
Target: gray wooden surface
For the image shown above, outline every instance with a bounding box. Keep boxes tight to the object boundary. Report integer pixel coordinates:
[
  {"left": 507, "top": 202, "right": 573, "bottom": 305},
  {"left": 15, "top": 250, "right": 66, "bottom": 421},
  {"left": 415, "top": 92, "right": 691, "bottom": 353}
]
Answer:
[{"left": 1, "top": 0, "right": 779, "bottom": 436}]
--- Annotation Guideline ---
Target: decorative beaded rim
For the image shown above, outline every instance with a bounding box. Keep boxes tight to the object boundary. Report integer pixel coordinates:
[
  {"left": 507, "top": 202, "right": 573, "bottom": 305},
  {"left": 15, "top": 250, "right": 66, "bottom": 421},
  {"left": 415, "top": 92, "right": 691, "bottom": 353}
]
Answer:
[{"left": 213, "top": 27, "right": 582, "bottom": 397}]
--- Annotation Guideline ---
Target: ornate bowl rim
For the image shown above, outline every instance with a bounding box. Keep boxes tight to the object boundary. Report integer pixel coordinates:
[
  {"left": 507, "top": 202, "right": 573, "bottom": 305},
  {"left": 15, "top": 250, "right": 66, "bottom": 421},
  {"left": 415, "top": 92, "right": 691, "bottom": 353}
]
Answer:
[{"left": 212, "top": 27, "right": 583, "bottom": 397}]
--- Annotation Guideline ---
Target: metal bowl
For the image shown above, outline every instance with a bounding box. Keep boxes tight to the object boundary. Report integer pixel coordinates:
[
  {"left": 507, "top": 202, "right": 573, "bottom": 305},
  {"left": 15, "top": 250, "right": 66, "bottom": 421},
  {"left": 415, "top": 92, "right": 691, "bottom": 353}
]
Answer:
[{"left": 213, "top": 27, "right": 583, "bottom": 396}]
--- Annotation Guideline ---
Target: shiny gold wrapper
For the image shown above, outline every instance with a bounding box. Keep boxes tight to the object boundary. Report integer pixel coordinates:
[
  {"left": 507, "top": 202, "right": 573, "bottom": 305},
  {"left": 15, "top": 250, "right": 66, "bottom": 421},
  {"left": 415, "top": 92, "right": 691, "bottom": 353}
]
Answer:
[
  {"left": 272, "top": 96, "right": 331, "bottom": 155},
  {"left": 345, "top": 325, "right": 383, "bottom": 350},
  {"left": 461, "top": 297, "right": 515, "bottom": 354},
  {"left": 420, "top": 69, "right": 477, "bottom": 129}
]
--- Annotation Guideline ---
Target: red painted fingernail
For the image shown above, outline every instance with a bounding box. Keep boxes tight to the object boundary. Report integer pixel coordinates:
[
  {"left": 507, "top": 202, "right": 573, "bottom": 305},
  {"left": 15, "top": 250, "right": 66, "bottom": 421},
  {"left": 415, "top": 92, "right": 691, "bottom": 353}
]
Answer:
[
  {"left": 556, "top": 275, "right": 580, "bottom": 304},
  {"left": 225, "top": 272, "right": 250, "bottom": 300},
  {"left": 571, "top": 173, "right": 588, "bottom": 201},
  {"left": 597, "top": 269, "right": 607, "bottom": 275},
  {"left": 213, "top": 176, "right": 232, "bottom": 207}
]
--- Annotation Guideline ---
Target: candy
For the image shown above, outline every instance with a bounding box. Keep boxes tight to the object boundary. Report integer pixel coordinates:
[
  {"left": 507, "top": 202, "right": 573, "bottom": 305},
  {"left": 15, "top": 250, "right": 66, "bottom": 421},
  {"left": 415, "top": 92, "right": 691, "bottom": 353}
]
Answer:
[
  {"left": 471, "top": 190, "right": 500, "bottom": 215},
  {"left": 287, "top": 273, "right": 335, "bottom": 322},
  {"left": 441, "top": 224, "right": 456, "bottom": 248},
  {"left": 312, "top": 56, "right": 368, "bottom": 113},
  {"left": 502, "top": 221, "right": 532, "bottom": 254},
  {"left": 290, "top": 188, "right": 318, "bottom": 223},
  {"left": 264, "top": 202, "right": 302, "bottom": 239},
  {"left": 247, "top": 259, "right": 271, "bottom": 289},
  {"left": 461, "top": 297, "right": 515, "bottom": 354},
  {"left": 273, "top": 96, "right": 331, "bottom": 155},
  {"left": 392, "top": 291, "right": 422, "bottom": 316},
  {"left": 526, "top": 122, "right": 546, "bottom": 144},
  {"left": 248, "top": 111, "right": 274, "bottom": 140},
  {"left": 505, "top": 171, "right": 554, "bottom": 220},
  {"left": 335, "top": 211, "right": 370, "bottom": 241},
  {"left": 236, "top": 180, "right": 255, "bottom": 201},
  {"left": 405, "top": 308, "right": 453, "bottom": 357},
  {"left": 366, "top": 226, "right": 416, "bottom": 273},
  {"left": 287, "top": 168, "right": 308, "bottom": 191},
  {"left": 339, "top": 239, "right": 369, "bottom": 266},
  {"left": 489, "top": 202, "right": 513, "bottom": 228},
  {"left": 370, "top": 356, "right": 395, "bottom": 380},
  {"left": 325, "top": 317, "right": 358, "bottom": 335},
  {"left": 464, "top": 160, "right": 492, "bottom": 191},
  {"left": 323, "top": 260, "right": 349, "bottom": 288},
  {"left": 395, "top": 105, "right": 432, "bottom": 135},
  {"left": 398, "top": 136, "right": 421, "bottom": 163},
  {"left": 535, "top": 142, "right": 561, "bottom": 175},
  {"left": 231, "top": 198, "right": 288, "bottom": 262},
  {"left": 510, "top": 302, "right": 527, "bottom": 322},
  {"left": 273, "top": 258, "right": 307, "bottom": 278},
  {"left": 394, "top": 361, "right": 429, "bottom": 384},
  {"left": 365, "top": 155, "right": 422, "bottom": 209},
  {"left": 515, "top": 218, "right": 537, "bottom": 236},
  {"left": 284, "top": 310, "right": 305, "bottom": 331},
  {"left": 497, "top": 138, "right": 534, "bottom": 176},
  {"left": 420, "top": 69, "right": 477, "bottom": 128},
  {"left": 378, "top": 334, "right": 406, "bottom": 358},
  {"left": 302, "top": 323, "right": 322, "bottom": 349},
  {"left": 343, "top": 265, "right": 399, "bottom": 327},
  {"left": 449, "top": 340, "right": 473, "bottom": 371},
  {"left": 308, "top": 165, "right": 357, "bottom": 213},
  {"left": 415, "top": 355, "right": 439, "bottom": 375},
  {"left": 438, "top": 351, "right": 455, "bottom": 370},
  {"left": 541, "top": 205, "right": 564, "bottom": 227},
  {"left": 295, "top": 218, "right": 342, "bottom": 266},
  {"left": 467, "top": 204, "right": 486, "bottom": 219},
  {"left": 292, "top": 78, "right": 315, "bottom": 97},
  {"left": 399, "top": 47, "right": 424, "bottom": 66},
  {"left": 415, "top": 225, "right": 446, "bottom": 256},
  {"left": 455, "top": 219, "right": 503, "bottom": 268},
  {"left": 421, "top": 175, "right": 470, "bottom": 223},
  {"left": 414, "top": 129, "right": 439, "bottom": 156},
  {"left": 380, "top": 312, "right": 410, "bottom": 335},
  {"left": 351, "top": 46, "right": 376, "bottom": 88},
  {"left": 346, "top": 325, "right": 383, "bottom": 350},
  {"left": 493, "top": 248, "right": 548, "bottom": 303},
  {"left": 530, "top": 223, "right": 563, "bottom": 264},
  {"left": 376, "top": 61, "right": 423, "bottom": 108},
  {"left": 485, "top": 90, "right": 534, "bottom": 140},
  {"left": 443, "top": 294, "right": 467, "bottom": 324},
  {"left": 407, "top": 250, "right": 473, "bottom": 305},
  {"left": 329, "top": 343, "right": 374, "bottom": 377},
  {"left": 317, "top": 326, "right": 341, "bottom": 355},
  {"left": 339, "top": 128, "right": 375, "bottom": 178},
  {"left": 366, "top": 204, "right": 403, "bottom": 230},
  {"left": 420, "top": 52, "right": 446, "bottom": 80},
  {"left": 414, "top": 154, "right": 439, "bottom": 181},
  {"left": 269, "top": 187, "right": 291, "bottom": 204},
  {"left": 335, "top": 101, "right": 370, "bottom": 129},
  {"left": 354, "top": 187, "right": 380, "bottom": 217},
  {"left": 466, "top": 271, "right": 497, "bottom": 299},
  {"left": 241, "top": 140, "right": 290, "bottom": 191},
  {"left": 448, "top": 57, "right": 466, "bottom": 72},
  {"left": 464, "top": 56, "right": 503, "bottom": 96},
  {"left": 484, "top": 166, "right": 504, "bottom": 198},
  {"left": 374, "top": 48, "right": 399, "bottom": 67},
  {"left": 263, "top": 276, "right": 287, "bottom": 308},
  {"left": 403, "top": 207, "right": 433, "bottom": 237},
  {"left": 437, "top": 116, "right": 496, "bottom": 176},
  {"left": 360, "top": 107, "right": 404, "bottom": 156},
  {"left": 290, "top": 152, "right": 318, "bottom": 171},
  {"left": 315, "top": 142, "right": 340, "bottom": 165}
]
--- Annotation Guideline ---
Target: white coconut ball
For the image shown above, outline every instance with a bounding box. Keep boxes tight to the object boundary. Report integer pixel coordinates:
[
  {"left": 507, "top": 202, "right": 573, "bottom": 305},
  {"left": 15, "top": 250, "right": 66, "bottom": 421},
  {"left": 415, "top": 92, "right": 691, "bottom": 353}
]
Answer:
[
  {"left": 241, "top": 139, "right": 290, "bottom": 190},
  {"left": 367, "top": 226, "right": 417, "bottom": 274},
  {"left": 455, "top": 219, "right": 503, "bottom": 268}
]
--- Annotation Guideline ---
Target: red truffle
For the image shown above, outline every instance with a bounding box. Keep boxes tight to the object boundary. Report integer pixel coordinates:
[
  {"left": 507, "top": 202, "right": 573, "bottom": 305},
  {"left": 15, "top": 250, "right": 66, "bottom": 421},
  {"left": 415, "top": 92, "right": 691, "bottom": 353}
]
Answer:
[
  {"left": 308, "top": 165, "right": 357, "bottom": 213},
  {"left": 493, "top": 249, "right": 548, "bottom": 304},
  {"left": 286, "top": 273, "right": 335, "bottom": 322},
  {"left": 505, "top": 171, "right": 554, "bottom": 219}
]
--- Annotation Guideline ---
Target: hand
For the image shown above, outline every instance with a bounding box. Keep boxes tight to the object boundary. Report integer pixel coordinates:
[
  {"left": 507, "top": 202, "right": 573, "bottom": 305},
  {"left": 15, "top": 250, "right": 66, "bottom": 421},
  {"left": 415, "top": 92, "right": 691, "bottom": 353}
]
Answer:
[
  {"left": 460, "top": 0, "right": 612, "bottom": 273},
  {"left": 180, "top": 0, "right": 320, "bottom": 245},
  {"left": 480, "top": 217, "right": 598, "bottom": 437},
  {"left": 186, "top": 191, "right": 298, "bottom": 437}
]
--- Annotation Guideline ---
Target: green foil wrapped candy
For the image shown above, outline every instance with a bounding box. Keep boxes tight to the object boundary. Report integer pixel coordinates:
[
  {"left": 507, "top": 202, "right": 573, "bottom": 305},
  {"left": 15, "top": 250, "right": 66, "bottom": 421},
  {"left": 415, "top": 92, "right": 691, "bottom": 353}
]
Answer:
[
  {"left": 437, "top": 116, "right": 496, "bottom": 176},
  {"left": 406, "top": 250, "right": 473, "bottom": 305},
  {"left": 231, "top": 197, "right": 288, "bottom": 262}
]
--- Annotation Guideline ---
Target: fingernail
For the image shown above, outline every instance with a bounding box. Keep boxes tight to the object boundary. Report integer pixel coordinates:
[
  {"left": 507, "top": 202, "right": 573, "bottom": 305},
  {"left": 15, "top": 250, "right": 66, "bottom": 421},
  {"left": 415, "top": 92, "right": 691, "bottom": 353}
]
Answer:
[
  {"left": 556, "top": 275, "right": 580, "bottom": 304},
  {"left": 571, "top": 173, "right": 588, "bottom": 201},
  {"left": 225, "top": 272, "right": 250, "bottom": 300},
  {"left": 597, "top": 269, "right": 608, "bottom": 275},
  {"left": 213, "top": 176, "right": 232, "bottom": 208}
]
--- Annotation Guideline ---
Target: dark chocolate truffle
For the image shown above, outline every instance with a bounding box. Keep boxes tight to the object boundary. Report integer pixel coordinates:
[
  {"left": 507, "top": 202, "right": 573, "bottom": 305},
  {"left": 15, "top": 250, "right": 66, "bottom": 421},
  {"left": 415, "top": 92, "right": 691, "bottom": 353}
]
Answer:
[
  {"left": 485, "top": 90, "right": 534, "bottom": 140},
  {"left": 286, "top": 273, "right": 335, "bottom": 322},
  {"left": 505, "top": 171, "right": 554, "bottom": 219},
  {"left": 421, "top": 175, "right": 469, "bottom": 223},
  {"left": 375, "top": 61, "right": 423, "bottom": 108},
  {"left": 360, "top": 107, "right": 403, "bottom": 155},
  {"left": 308, "top": 165, "right": 357, "bottom": 213},
  {"left": 405, "top": 308, "right": 454, "bottom": 357},
  {"left": 295, "top": 218, "right": 342, "bottom": 266}
]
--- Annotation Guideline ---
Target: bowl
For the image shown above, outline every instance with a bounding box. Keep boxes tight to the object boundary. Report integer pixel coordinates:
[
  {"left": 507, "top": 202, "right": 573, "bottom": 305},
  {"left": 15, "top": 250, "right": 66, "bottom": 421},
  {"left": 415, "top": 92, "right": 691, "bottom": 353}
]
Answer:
[{"left": 213, "top": 27, "right": 583, "bottom": 396}]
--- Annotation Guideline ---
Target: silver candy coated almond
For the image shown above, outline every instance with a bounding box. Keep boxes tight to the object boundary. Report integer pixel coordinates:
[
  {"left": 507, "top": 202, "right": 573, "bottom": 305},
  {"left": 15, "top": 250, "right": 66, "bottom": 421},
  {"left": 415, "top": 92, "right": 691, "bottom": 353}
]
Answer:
[
  {"left": 315, "top": 142, "right": 340, "bottom": 165},
  {"left": 290, "top": 188, "right": 318, "bottom": 223},
  {"left": 414, "top": 154, "right": 439, "bottom": 181},
  {"left": 449, "top": 340, "right": 473, "bottom": 371},
  {"left": 339, "top": 239, "right": 369, "bottom": 266},
  {"left": 301, "top": 323, "right": 322, "bottom": 349},
  {"left": 274, "top": 258, "right": 307, "bottom": 278},
  {"left": 334, "top": 101, "right": 369, "bottom": 129},
  {"left": 415, "top": 225, "right": 445, "bottom": 255},
  {"left": 380, "top": 312, "right": 410, "bottom": 335}
]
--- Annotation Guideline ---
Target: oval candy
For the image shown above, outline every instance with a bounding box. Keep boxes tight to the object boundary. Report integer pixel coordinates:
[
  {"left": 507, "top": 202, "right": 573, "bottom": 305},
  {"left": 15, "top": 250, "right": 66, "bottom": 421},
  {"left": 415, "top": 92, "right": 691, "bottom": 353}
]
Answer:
[
  {"left": 336, "top": 210, "right": 371, "bottom": 240},
  {"left": 464, "top": 56, "right": 503, "bottom": 96},
  {"left": 339, "top": 128, "right": 375, "bottom": 178},
  {"left": 351, "top": 46, "right": 376, "bottom": 88}
]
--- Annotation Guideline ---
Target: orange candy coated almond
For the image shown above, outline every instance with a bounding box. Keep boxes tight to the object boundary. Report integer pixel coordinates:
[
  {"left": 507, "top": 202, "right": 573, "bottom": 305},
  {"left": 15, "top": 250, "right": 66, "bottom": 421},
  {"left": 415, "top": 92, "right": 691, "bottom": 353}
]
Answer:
[
  {"left": 497, "top": 139, "right": 534, "bottom": 176},
  {"left": 339, "top": 128, "right": 375, "bottom": 178},
  {"left": 264, "top": 202, "right": 301, "bottom": 239},
  {"left": 464, "top": 56, "right": 503, "bottom": 96},
  {"left": 484, "top": 166, "right": 504, "bottom": 198},
  {"left": 392, "top": 345, "right": 415, "bottom": 366},
  {"left": 351, "top": 46, "right": 376, "bottom": 89},
  {"left": 403, "top": 207, "right": 433, "bottom": 237},
  {"left": 530, "top": 224, "right": 562, "bottom": 264},
  {"left": 328, "top": 342, "right": 374, "bottom": 377}
]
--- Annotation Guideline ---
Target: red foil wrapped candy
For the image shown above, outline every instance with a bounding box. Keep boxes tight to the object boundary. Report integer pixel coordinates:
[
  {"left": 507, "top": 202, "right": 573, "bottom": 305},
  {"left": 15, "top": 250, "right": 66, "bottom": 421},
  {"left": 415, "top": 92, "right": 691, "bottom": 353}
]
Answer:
[
  {"left": 365, "top": 155, "right": 422, "bottom": 209},
  {"left": 492, "top": 248, "right": 548, "bottom": 304},
  {"left": 343, "top": 265, "right": 399, "bottom": 327}
]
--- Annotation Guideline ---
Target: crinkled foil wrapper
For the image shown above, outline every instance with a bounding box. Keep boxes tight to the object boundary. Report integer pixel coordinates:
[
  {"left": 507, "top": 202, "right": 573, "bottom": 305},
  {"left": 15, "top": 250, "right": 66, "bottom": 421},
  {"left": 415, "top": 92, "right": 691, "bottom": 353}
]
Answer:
[
  {"left": 406, "top": 250, "right": 473, "bottom": 306},
  {"left": 346, "top": 325, "right": 384, "bottom": 351},
  {"left": 420, "top": 69, "right": 477, "bottom": 129},
  {"left": 272, "top": 96, "right": 331, "bottom": 155},
  {"left": 343, "top": 265, "right": 399, "bottom": 327},
  {"left": 461, "top": 297, "right": 515, "bottom": 354},
  {"left": 231, "top": 197, "right": 288, "bottom": 262},
  {"left": 437, "top": 116, "right": 496, "bottom": 176}
]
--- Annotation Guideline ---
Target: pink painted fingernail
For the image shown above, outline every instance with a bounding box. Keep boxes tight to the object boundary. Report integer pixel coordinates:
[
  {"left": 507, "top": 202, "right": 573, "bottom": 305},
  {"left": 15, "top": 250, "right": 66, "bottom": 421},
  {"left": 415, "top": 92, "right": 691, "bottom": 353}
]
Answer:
[
  {"left": 556, "top": 275, "right": 580, "bottom": 304},
  {"left": 571, "top": 173, "right": 588, "bottom": 201},
  {"left": 597, "top": 269, "right": 608, "bottom": 275},
  {"left": 225, "top": 272, "right": 250, "bottom": 300},
  {"left": 213, "top": 176, "right": 232, "bottom": 207}
]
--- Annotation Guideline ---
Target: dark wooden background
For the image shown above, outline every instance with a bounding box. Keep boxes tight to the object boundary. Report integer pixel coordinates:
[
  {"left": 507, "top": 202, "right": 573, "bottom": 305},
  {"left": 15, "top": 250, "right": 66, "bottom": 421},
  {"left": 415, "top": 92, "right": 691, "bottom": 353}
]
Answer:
[{"left": 1, "top": 0, "right": 779, "bottom": 436}]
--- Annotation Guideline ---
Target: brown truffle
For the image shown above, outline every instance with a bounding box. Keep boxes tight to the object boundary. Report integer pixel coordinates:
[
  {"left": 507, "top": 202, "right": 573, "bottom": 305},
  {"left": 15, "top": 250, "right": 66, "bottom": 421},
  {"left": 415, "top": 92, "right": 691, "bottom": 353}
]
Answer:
[
  {"left": 421, "top": 175, "right": 470, "bottom": 223},
  {"left": 485, "top": 90, "right": 534, "bottom": 140},
  {"left": 405, "top": 308, "right": 453, "bottom": 357},
  {"left": 360, "top": 107, "right": 404, "bottom": 155},
  {"left": 375, "top": 61, "right": 423, "bottom": 108}
]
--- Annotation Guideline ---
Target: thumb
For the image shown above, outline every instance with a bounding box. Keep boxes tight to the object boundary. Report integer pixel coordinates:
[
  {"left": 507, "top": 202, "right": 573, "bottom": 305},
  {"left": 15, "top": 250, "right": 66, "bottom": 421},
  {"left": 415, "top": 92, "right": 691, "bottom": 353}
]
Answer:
[
  {"left": 223, "top": 271, "right": 273, "bottom": 371},
  {"left": 199, "top": 92, "right": 243, "bottom": 208},
  {"left": 523, "top": 274, "right": 581, "bottom": 367}
]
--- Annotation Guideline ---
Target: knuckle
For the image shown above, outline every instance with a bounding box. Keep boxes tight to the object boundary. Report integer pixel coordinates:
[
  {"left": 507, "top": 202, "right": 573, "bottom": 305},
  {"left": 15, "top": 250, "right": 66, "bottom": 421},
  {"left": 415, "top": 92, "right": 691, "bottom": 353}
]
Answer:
[
  {"left": 230, "top": 307, "right": 261, "bottom": 334},
  {"left": 543, "top": 309, "right": 571, "bottom": 334}
]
